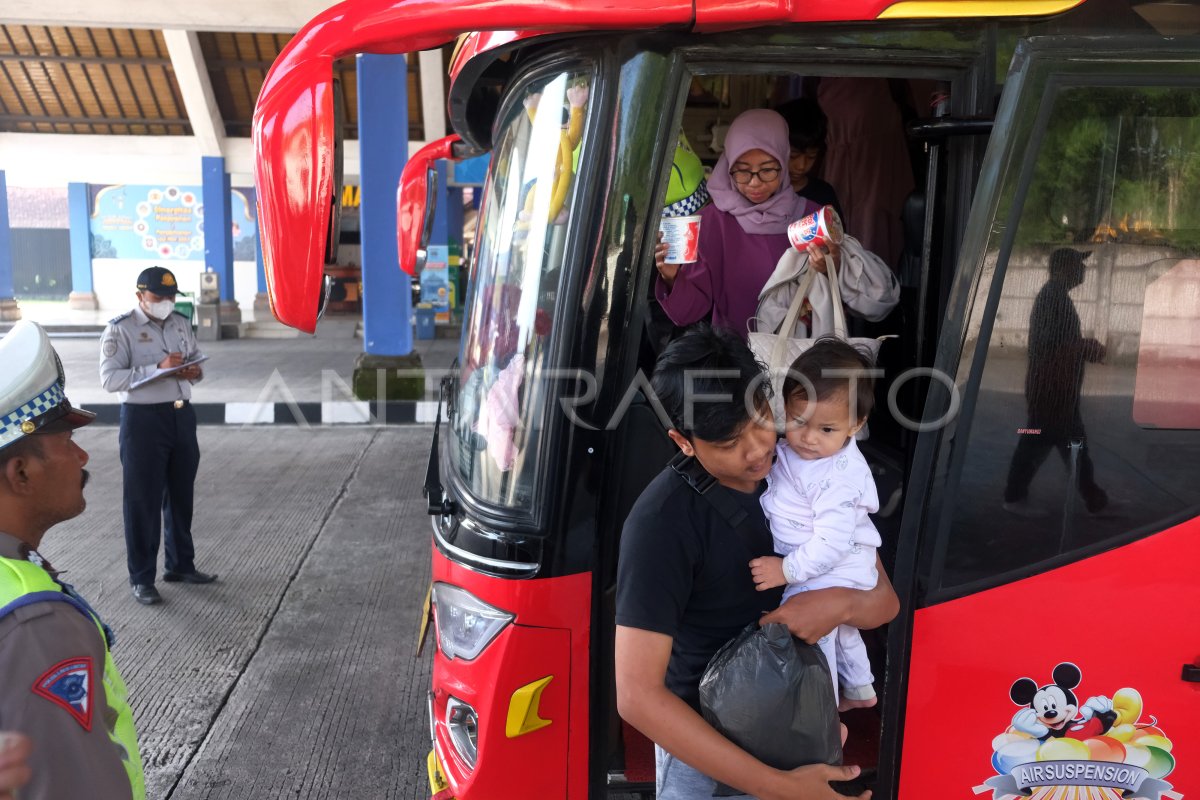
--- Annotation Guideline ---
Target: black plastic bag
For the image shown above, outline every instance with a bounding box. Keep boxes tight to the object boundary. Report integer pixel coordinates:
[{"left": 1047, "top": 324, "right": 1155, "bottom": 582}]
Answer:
[{"left": 699, "top": 622, "right": 843, "bottom": 797}]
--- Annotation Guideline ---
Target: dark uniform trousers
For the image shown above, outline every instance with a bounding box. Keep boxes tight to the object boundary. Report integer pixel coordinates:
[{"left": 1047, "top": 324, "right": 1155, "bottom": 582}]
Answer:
[{"left": 119, "top": 401, "right": 200, "bottom": 585}]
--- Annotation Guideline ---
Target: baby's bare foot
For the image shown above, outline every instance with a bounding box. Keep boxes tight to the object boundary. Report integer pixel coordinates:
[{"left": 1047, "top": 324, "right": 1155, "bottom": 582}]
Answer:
[{"left": 838, "top": 694, "right": 878, "bottom": 713}]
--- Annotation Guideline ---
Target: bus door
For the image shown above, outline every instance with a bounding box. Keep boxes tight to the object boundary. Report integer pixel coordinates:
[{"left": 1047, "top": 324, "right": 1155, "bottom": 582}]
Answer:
[
  {"left": 603, "top": 38, "right": 1001, "bottom": 787},
  {"left": 885, "top": 36, "right": 1200, "bottom": 800},
  {"left": 665, "top": 35, "right": 999, "bottom": 482}
]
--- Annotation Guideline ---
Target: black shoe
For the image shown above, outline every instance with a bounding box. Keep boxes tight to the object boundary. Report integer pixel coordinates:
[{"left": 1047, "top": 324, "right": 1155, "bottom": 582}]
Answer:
[
  {"left": 162, "top": 569, "right": 218, "bottom": 584},
  {"left": 131, "top": 584, "right": 163, "bottom": 605},
  {"left": 1083, "top": 487, "right": 1110, "bottom": 515}
]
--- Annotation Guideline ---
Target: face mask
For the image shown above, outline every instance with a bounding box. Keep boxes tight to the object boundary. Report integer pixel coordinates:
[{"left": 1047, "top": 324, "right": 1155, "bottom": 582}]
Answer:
[{"left": 143, "top": 299, "right": 175, "bottom": 320}]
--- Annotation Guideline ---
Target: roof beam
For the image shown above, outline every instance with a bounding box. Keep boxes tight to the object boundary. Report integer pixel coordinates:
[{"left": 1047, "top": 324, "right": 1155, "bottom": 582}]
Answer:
[
  {"left": 0, "top": 113, "right": 189, "bottom": 126},
  {"left": 0, "top": 1, "right": 335, "bottom": 33},
  {"left": 0, "top": 132, "right": 433, "bottom": 188},
  {"left": 0, "top": 53, "right": 172, "bottom": 66},
  {"left": 162, "top": 28, "right": 224, "bottom": 158}
]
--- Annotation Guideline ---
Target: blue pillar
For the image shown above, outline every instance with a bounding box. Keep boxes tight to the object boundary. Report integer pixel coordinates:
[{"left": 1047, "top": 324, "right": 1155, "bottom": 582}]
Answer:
[
  {"left": 255, "top": 231, "right": 267, "bottom": 293},
  {"left": 67, "top": 183, "right": 94, "bottom": 298},
  {"left": 0, "top": 172, "right": 14, "bottom": 307},
  {"left": 357, "top": 53, "right": 412, "bottom": 356},
  {"left": 201, "top": 156, "right": 234, "bottom": 302}
]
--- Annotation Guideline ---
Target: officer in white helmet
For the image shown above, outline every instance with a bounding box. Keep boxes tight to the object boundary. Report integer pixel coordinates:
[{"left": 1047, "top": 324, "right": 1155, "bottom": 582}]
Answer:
[{"left": 0, "top": 320, "right": 145, "bottom": 799}]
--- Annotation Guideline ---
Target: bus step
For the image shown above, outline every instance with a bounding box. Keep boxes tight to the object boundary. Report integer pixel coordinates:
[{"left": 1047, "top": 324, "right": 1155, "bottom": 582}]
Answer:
[{"left": 605, "top": 771, "right": 655, "bottom": 798}]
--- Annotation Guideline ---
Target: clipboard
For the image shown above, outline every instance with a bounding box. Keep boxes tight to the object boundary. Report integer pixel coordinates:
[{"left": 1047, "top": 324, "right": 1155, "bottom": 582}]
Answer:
[{"left": 129, "top": 355, "right": 209, "bottom": 390}]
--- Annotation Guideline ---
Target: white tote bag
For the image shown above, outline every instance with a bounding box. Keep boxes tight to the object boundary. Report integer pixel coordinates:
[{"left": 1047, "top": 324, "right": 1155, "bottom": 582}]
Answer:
[{"left": 748, "top": 257, "right": 885, "bottom": 429}]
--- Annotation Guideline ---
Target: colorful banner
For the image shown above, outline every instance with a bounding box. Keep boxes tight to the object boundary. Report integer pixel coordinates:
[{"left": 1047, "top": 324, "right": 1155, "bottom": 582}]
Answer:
[{"left": 89, "top": 184, "right": 257, "bottom": 262}]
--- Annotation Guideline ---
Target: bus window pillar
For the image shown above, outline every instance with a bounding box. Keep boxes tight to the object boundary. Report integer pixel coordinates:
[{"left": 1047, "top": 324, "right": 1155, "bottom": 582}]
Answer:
[
  {"left": 202, "top": 155, "right": 240, "bottom": 335},
  {"left": 351, "top": 52, "right": 424, "bottom": 403},
  {"left": 67, "top": 182, "right": 98, "bottom": 311},
  {"left": 0, "top": 171, "right": 19, "bottom": 321}
]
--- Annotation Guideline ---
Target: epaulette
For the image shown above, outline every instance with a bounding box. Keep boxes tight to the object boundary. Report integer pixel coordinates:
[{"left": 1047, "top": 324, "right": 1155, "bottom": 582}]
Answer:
[
  {"left": 107, "top": 311, "right": 132, "bottom": 325},
  {"left": 171, "top": 310, "right": 191, "bottom": 320}
]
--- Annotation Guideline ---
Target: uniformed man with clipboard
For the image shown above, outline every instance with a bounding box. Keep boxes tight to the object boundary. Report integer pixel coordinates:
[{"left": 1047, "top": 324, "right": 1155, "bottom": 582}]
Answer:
[{"left": 100, "top": 267, "right": 218, "bottom": 606}]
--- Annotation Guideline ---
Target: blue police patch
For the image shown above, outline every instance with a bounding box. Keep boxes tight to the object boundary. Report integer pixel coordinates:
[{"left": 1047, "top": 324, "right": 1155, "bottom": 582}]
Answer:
[{"left": 33, "top": 656, "right": 93, "bottom": 731}]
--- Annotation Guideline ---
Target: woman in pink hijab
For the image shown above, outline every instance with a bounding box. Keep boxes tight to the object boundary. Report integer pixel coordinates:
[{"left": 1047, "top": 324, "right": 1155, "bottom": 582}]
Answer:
[{"left": 655, "top": 108, "right": 824, "bottom": 337}]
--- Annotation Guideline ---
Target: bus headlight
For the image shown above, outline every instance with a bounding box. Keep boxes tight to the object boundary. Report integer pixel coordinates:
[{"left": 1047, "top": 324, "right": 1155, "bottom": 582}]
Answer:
[
  {"left": 431, "top": 582, "right": 514, "bottom": 661},
  {"left": 446, "top": 696, "right": 479, "bottom": 768}
]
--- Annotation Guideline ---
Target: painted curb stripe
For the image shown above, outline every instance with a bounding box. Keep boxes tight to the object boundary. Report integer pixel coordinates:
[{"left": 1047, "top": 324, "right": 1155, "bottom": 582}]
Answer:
[{"left": 78, "top": 403, "right": 431, "bottom": 425}]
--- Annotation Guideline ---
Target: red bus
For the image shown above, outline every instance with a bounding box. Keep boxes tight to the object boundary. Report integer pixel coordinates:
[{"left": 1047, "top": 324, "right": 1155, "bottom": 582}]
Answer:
[{"left": 253, "top": 0, "right": 1200, "bottom": 797}]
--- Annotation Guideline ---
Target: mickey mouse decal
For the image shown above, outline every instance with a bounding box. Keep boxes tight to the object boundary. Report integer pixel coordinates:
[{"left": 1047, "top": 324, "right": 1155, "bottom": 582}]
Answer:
[
  {"left": 979, "top": 662, "right": 1180, "bottom": 800},
  {"left": 1009, "top": 662, "right": 1117, "bottom": 742}
]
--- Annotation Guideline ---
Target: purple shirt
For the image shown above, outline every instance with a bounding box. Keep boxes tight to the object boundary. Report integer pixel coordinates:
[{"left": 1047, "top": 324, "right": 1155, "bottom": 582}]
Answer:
[{"left": 655, "top": 200, "right": 818, "bottom": 337}]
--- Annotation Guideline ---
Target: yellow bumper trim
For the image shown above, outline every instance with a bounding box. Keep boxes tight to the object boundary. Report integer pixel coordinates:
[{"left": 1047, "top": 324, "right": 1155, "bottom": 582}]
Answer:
[
  {"left": 506, "top": 676, "right": 554, "bottom": 738},
  {"left": 416, "top": 582, "right": 433, "bottom": 655},
  {"left": 427, "top": 748, "right": 452, "bottom": 797},
  {"left": 878, "top": 0, "right": 1083, "bottom": 18}
]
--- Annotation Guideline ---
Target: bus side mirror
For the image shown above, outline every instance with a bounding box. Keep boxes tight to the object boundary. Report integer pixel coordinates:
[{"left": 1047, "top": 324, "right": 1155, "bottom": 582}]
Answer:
[
  {"left": 315, "top": 274, "right": 333, "bottom": 323},
  {"left": 415, "top": 165, "right": 439, "bottom": 272},
  {"left": 398, "top": 134, "right": 462, "bottom": 276},
  {"left": 325, "top": 78, "right": 347, "bottom": 266}
]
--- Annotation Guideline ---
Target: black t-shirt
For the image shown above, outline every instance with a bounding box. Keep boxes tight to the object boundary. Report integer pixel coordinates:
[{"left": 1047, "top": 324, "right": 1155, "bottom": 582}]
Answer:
[
  {"left": 796, "top": 177, "right": 843, "bottom": 222},
  {"left": 616, "top": 464, "right": 784, "bottom": 711}
]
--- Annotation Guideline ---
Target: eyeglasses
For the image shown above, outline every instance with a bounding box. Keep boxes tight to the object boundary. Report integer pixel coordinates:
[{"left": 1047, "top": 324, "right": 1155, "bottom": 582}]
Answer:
[{"left": 729, "top": 166, "right": 781, "bottom": 185}]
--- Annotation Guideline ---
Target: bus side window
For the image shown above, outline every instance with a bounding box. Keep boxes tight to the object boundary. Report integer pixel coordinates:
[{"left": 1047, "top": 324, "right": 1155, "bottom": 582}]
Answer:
[{"left": 933, "top": 82, "right": 1200, "bottom": 594}]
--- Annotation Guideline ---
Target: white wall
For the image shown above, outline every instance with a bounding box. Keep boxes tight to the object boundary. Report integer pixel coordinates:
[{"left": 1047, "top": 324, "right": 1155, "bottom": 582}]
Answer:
[
  {"left": 2, "top": 135, "right": 429, "bottom": 321},
  {"left": 93, "top": 259, "right": 261, "bottom": 321}
]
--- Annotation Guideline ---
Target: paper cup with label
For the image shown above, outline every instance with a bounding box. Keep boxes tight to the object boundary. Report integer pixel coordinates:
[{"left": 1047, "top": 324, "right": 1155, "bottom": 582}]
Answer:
[
  {"left": 659, "top": 215, "right": 702, "bottom": 263},
  {"left": 787, "top": 205, "right": 845, "bottom": 251}
]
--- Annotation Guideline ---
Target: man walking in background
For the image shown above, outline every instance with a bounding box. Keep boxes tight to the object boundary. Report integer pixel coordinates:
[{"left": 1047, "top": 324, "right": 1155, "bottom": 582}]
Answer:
[{"left": 1004, "top": 248, "right": 1109, "bottom": 517}]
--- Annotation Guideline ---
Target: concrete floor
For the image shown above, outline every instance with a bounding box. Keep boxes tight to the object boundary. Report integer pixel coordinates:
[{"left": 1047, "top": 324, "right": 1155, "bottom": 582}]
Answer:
[{"left": 48, "top": 425, "right": 436, "bottom": 799}]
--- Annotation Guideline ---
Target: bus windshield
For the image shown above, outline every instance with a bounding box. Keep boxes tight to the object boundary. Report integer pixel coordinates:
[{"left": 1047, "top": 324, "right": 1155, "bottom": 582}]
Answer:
[{"left": 450, "top": 66, "right": 594, "bottom": 511}]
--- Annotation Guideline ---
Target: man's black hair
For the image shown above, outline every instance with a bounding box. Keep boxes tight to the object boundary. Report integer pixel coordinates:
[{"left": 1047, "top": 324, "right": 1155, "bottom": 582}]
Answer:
[
  {"left": 651, "top": 323, "right": 769, "bottom": 442},
  {"left": 0, "top": 436, "right": 44, "bottom": 473},
  {"left": 783, "top": 337, "right": 876, "bottom": 421},
  {"left": 775, "top": 97, "right": 828, "bottom": 153}
]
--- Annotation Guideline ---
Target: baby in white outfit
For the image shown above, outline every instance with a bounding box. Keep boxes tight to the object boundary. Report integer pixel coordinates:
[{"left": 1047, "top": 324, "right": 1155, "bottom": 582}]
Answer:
[{"left": 751, "top": 338, "right": 882, "bottom": 710}]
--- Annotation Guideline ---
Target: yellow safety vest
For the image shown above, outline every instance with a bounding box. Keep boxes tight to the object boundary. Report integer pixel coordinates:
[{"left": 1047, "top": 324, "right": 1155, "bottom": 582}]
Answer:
[{"left": 0, "top": 556, "right": 145, "bottom": 800}]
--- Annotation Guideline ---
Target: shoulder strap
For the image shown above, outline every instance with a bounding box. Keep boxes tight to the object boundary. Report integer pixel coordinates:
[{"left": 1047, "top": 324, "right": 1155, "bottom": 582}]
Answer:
[
  {"left": 0, "top": 590, "right": 96, "bottom": 627},
  {"left": 0, "top": 558, "right": 114, "bottom": 648},
  {"left": 826, "top": 252, "right": 848, "bottom": 338},
  {"left": 763, "top": 267, "right": 817, "bottom": 390},
  {"left": 669, "top": 452, "right": 755, "bottom": 532},
  {"left": 772, "top": 265, "right": 816, "bottom": 338}
]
